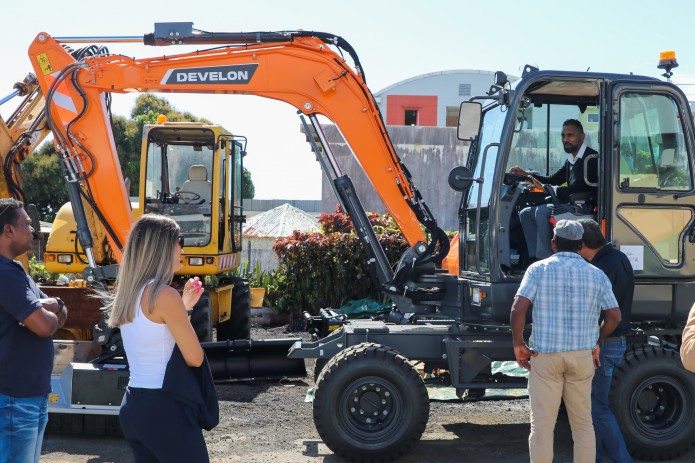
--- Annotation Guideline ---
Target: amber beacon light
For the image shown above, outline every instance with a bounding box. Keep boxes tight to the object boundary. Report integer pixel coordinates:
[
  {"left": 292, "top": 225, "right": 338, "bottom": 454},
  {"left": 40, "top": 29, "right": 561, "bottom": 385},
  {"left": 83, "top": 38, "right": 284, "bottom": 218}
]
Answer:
[{"left": 658, "top": 50, "right": 678, "bottom": 79}]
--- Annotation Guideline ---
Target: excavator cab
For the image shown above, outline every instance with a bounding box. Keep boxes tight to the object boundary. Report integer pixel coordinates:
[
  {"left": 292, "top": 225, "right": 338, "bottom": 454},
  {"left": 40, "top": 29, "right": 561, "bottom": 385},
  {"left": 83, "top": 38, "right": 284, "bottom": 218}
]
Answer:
[
  {"left": 454, "top": 69, "right": 695, "bottom": 324},
  {"left": 140, "top": 122, "right": 245, "bottom": 275},
  {"left": 44, "top": 122, "right": 246, "bottom": 277}
]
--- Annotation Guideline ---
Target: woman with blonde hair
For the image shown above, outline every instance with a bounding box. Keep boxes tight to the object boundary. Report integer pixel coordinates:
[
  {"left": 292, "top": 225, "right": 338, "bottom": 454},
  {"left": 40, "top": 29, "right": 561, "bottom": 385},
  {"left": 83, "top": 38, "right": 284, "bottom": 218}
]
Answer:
[{"left": 105, "top": 214, "right": 209, "bottom": 462}]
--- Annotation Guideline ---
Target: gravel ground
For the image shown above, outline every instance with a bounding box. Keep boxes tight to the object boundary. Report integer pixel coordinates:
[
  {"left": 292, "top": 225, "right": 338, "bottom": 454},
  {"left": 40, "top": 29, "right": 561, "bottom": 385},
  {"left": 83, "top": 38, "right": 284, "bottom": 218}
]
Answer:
[{"left": 41, "top": 322, "right": 695, "bottom": 463}]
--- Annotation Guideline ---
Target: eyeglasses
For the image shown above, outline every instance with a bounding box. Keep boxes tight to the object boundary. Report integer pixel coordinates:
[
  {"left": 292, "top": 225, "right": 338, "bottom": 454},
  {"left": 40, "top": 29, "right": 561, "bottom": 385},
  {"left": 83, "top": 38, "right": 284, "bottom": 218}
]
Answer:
[{"left": 178, "top": 235, "right": 185, "bottom": 248}]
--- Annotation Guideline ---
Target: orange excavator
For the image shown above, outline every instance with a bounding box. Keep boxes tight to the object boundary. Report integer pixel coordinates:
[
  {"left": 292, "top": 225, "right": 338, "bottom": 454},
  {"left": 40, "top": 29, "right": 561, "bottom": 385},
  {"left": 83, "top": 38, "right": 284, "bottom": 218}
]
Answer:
[
  {"left": 29, "top": 23, "right": 451, "bottom": 450},
  {"left": 28, "top": 24, "right": 449, "bottom": 283}
]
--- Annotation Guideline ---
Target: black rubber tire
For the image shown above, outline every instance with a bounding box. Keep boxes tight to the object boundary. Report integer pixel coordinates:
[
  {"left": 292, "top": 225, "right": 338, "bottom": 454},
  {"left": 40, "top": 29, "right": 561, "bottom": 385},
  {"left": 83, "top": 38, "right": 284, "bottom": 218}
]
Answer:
[
  {"left": 190, "top": 292, "right": 213, "bottom": 342},
  {"left": 313, "top": 358, "right": 328, "bottom": 384},
  {"left": 217, "top": 278, "right": 251, "bottom": 341},
  {"left": 313, "top": 342, "right": 429, "bottom": 462},
  {"left": 611, "top": 345, "right": 695, "bottom": 460}
]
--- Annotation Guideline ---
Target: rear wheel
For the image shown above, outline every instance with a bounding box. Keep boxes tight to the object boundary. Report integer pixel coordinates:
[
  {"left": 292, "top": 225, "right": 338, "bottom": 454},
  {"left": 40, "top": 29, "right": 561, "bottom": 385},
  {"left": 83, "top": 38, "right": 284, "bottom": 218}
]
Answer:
[
  {"left": 313, "top": 358, "right": 329, "bottom": 383},
  {"left": 190, "top": 292, "right": 212, "bottom": 342},
  {"left": 611, "top": 345, "right": 695, "bottom": 460},
  {"left": 217, "top": 278, "right": 251, "bottom": 340},
  {"left": 313, "top": 342, "right": 429, "bottom": 462}
]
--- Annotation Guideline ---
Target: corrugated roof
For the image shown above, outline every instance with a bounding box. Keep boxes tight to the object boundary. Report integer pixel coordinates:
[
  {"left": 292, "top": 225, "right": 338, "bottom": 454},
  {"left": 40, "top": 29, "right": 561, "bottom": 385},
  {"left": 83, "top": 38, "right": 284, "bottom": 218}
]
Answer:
[
  {"left": 243, "top": 203, "right": 319, "bottom": 238},
  {"left": 245, "top": 198, "right": 321, "bottom": 213}
]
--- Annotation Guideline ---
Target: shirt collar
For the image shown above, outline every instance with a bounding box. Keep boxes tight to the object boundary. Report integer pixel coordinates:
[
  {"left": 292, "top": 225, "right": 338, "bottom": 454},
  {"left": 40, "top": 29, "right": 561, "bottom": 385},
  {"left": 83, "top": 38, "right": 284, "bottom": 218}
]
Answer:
[
  {"left": 0, "top": 254, "right": 23, "bottom": 269},
  {"left": 567, "top": 143, "right": 588, "bottom": 165},
  {"left": 554, "top": 251, "right": 584, "bottom": 259}
]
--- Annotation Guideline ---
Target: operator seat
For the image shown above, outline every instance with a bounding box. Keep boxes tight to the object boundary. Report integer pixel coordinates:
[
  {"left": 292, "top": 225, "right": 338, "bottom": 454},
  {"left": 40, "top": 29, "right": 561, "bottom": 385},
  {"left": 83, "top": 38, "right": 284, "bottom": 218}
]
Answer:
[{"left": 178, "top": 165, "right": 212, "bottom": 204}]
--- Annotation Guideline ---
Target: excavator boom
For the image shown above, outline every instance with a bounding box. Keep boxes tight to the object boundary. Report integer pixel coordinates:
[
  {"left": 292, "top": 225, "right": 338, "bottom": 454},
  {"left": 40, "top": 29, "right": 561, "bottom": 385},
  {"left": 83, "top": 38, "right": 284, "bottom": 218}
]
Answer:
[{"left": 28, "top": 26, "right": 445, "bottom": 270}]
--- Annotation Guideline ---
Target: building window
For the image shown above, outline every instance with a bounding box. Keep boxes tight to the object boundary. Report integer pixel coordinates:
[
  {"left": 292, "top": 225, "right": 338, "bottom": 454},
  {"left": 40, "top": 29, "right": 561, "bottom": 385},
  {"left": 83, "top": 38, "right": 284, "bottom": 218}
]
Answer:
[
  {"left": 404, "top": 109, "right": 418, "bottom": 126},
  {"left": 446, "top": 106, "right": 459, "bottom": 127},
  {"left": 459, "top": 83, "right": 471, "bottom": 97}
]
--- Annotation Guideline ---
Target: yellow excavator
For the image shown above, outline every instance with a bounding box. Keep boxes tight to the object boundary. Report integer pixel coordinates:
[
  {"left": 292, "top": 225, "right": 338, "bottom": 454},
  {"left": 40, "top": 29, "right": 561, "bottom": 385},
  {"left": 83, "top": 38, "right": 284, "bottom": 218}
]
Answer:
[{"left": 44, "top": 120, "right": 252, "bottom": 343}]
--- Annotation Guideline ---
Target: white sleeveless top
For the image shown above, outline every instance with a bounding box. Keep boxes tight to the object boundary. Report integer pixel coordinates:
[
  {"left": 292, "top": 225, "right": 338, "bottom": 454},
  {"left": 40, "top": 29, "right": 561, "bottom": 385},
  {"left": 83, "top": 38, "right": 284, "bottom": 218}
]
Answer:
[{"left": 120, "top": 282, "right": 176, "bottom": 388}]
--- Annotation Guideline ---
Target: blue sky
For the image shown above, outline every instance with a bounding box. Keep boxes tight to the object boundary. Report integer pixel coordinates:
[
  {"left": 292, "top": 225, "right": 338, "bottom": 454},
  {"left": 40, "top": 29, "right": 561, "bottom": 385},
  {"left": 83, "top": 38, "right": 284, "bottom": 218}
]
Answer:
[{"left": 3, "top": 0, "right": 695, "bottom": 199}]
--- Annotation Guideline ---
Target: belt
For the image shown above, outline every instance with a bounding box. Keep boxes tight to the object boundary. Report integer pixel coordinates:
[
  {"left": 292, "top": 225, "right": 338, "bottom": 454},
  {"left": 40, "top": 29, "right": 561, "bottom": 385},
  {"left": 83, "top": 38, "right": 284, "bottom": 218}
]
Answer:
[{"left": 603, "top": 336, "right": 625, "bottom": 342}]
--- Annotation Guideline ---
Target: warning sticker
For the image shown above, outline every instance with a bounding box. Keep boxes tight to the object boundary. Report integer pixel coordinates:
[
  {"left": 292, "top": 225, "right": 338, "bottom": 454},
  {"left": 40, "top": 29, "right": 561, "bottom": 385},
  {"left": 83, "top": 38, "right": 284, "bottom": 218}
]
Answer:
[
  {"left": 35, "top": 53, "right": 53, "bottom": 75},
  {"left": 48, "top": 393, "right": 60, "bottom": 403}
]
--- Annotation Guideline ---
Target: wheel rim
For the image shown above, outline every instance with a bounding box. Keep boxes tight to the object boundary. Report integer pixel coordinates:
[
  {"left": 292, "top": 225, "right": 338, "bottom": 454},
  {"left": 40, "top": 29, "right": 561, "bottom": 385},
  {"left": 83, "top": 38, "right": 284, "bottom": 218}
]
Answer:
[
  {"left": 628, "top": 375, "right": 693, "bottom": 440},
  {"left": 337, "top": 375, "right": 407, "bottom": 443}
]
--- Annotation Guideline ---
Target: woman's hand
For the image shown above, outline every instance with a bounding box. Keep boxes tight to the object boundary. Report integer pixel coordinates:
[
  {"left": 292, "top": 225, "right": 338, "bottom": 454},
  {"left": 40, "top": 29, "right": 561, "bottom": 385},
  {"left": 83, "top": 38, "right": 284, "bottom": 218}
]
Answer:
[{"left": 182, "top": 276, "right": 203, "bottom": 311}]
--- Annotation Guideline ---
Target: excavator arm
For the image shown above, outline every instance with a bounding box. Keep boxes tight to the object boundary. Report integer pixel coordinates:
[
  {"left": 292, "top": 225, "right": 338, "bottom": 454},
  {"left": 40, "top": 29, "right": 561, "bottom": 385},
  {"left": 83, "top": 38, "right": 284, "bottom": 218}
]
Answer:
[
  {"left": 0, "top": 74, "right": 47, "bottom": 203},
  {"left": 28, "top": 24, "right": 449, "bottom": 292}
]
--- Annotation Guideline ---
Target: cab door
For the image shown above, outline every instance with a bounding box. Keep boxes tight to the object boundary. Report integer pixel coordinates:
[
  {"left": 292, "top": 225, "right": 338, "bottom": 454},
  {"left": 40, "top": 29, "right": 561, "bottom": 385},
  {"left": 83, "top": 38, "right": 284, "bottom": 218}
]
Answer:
[{"left": 608, "top": 82, "right": 695, "bottom": 320}]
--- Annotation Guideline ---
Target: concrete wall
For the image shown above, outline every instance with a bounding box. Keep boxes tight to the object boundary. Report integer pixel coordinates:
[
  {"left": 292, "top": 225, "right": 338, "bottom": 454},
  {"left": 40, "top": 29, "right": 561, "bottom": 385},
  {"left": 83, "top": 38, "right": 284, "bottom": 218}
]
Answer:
[
  {"left": 242, "top": 237, "right": 279, "bottom": 272},
  {"left": 320, "top": 125, "right": 468, "bottom": 232}
]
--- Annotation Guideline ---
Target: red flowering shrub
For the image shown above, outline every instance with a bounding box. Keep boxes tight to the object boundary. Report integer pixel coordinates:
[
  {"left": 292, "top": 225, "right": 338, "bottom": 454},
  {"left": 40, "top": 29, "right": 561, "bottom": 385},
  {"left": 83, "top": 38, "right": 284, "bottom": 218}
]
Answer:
[{"left": 270, "top": 208, "right": 408, "bottom": 317}]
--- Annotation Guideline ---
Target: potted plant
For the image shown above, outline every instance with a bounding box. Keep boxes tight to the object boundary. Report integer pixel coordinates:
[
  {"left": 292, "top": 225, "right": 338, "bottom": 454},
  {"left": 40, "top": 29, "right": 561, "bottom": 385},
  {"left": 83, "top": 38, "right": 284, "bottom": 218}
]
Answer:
[{"left": 247, "top": 261, "right": 268, "bottom": 308}]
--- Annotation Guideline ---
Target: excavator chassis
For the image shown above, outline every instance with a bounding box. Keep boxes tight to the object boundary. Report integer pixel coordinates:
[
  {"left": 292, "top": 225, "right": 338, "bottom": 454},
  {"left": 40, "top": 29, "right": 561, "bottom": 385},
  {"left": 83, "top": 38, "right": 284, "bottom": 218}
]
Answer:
[{"left": 47, "top": 337, "right": 306, "bottom": 423}]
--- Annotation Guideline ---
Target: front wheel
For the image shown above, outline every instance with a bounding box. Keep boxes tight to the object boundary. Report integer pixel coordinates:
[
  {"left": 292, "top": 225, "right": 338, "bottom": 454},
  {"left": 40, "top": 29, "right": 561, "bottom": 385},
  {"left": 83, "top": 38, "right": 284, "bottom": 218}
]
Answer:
[
  {"left": 611, "top": 345, "right": 695, "bottom": 460},
  {"left": 313, "top": 342, "right": 429, "bottom": 462}
]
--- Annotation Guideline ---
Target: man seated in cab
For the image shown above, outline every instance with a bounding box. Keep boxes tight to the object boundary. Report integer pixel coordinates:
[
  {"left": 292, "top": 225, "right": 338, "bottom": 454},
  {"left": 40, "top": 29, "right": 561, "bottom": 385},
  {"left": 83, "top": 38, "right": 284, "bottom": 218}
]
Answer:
[{"left": 509, "top": 119, "right": 598, "bottom": 260}]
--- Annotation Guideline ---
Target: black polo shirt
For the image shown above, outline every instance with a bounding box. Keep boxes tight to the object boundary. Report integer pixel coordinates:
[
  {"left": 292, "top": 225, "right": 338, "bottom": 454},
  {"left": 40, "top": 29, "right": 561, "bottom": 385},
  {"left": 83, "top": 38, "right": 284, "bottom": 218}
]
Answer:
[
  {"left": 0, "top": 255, "right": 53, "bottom": 398},
  {"left": 591, "top": 244, "right": 634, "bottom": 337}
]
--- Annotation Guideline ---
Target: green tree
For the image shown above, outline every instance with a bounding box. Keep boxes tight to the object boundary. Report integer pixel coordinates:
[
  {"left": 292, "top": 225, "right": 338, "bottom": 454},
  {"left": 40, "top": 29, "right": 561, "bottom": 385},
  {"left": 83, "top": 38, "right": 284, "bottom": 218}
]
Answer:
[
  {"left": 111, "top": 115, "right": 141, "bottom": 195},
  {"left": 242, "top": 167, "right": 255, "bottom": 199},
  {"left": 131, "top": 94, "right": 174, "bottom": 120},
  {"left": 21, "top": 143, "right": 67, "bottom": 221}
]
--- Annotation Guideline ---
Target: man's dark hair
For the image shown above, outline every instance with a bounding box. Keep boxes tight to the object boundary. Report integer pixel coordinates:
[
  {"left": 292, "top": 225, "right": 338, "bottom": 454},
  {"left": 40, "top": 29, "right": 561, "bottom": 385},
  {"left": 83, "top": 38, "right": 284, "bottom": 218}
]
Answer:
[
  {"left": 553, "top": 235, "right": 582, "bottom": 253},
  {"left": 0, "top": 198, "right": 24, "bottom": 234},
  {"left": 563, "top": 119, "right": 584, "bottom": 134},
  {"left": 578, "top": 218, "right": 606, "bottom": 250}
]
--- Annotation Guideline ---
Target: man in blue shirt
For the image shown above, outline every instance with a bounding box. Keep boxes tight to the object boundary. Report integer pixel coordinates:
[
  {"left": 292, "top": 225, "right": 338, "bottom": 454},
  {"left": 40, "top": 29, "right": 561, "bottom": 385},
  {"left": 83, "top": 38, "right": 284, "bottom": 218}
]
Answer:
[
  {"left": 578, "top": 219, "right": 634, "bottom": 463},
  {"left": 0, "top": 198, "right": 67, "bottom": 463},
  {"left": 511, "top": 219, "right": 621, "bottom": 463}
]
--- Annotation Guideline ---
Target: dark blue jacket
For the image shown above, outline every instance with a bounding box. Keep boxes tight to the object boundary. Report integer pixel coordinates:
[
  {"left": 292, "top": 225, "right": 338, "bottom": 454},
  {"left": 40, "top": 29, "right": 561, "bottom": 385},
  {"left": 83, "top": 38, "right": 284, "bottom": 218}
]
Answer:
[
  {"left": 591, "top": 244, "right": 634, "bottom": 337},
  {"left": 162, "top": 345, "right": 219, "bottom": 431}
]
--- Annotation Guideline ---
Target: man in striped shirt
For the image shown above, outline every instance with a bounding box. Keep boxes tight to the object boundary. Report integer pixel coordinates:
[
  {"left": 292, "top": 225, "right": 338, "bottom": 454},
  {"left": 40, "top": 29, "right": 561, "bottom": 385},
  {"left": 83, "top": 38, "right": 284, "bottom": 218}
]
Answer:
[{"left": 510, "top": 219, "right": 622, "bottom": 463}]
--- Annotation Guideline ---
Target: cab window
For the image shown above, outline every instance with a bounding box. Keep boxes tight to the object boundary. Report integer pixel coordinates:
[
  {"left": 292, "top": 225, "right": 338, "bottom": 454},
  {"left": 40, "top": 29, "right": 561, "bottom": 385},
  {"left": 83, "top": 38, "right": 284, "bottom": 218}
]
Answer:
[
  {"left": 618, "top": 93, "right": 692, "bottom": 191},
  {"left": 507, "top": 103, "right": 600, "bottom": 175}
]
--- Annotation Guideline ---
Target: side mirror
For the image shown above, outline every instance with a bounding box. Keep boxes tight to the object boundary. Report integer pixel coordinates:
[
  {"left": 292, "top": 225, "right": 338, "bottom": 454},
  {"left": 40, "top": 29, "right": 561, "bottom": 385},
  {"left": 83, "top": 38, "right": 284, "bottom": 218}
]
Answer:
[
  {"left": 457, "top": 102, "right": 482, "bottom": 141},
  {"left": 448, "top": 166, "right": 476, "bottom": 192},
  {"left": 494, "top": 71, "right": 509, "bottom": 87}
]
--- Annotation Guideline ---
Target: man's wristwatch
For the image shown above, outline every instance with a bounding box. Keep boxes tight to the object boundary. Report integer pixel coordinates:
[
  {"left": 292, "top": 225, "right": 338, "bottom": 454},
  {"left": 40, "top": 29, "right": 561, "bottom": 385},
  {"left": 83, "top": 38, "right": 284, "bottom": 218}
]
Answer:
[{"left": 55, "top": 297, "right": 65, "bottom": 310}]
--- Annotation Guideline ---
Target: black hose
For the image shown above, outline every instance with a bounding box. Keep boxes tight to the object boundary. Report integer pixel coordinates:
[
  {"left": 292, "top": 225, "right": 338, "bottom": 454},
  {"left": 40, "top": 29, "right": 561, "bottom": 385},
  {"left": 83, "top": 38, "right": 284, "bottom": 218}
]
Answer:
[{"left": 4, "top": 45, "right": 109, "bottom": 204}]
